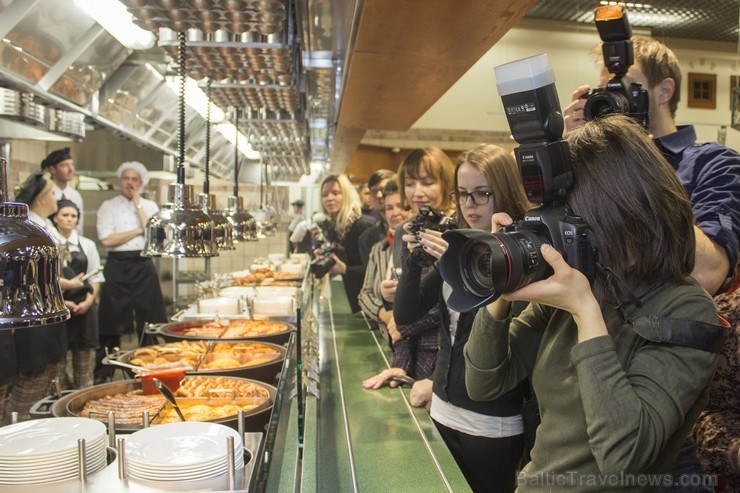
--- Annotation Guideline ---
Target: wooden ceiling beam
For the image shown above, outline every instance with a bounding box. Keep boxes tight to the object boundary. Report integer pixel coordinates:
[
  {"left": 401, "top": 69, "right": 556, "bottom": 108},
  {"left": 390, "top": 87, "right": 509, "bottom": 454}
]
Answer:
[{"left": 330, "top": 0, "right": 536, "bottom": 165}]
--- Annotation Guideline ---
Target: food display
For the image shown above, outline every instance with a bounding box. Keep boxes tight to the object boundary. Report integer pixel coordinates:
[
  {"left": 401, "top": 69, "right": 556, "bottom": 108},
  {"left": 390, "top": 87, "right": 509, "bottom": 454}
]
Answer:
[
  {"left": 128, "top": 341, "right": 208, "bottom": 369},
  {"left": 125, "top": 340, "right": 281, "bottom": 372},
  {"left": 79, "top": 392, "right": 165, "bottom": 425},
  {"left": 73, "top": 376, "right": 272, "bottom": 426},
  {"left": 233, "top": 270, "right": 302, "bottom": 286},
  {"left": 175, "top": 375, "right": 271, "bottom": 398},
  {"left": 181, "top": 319, "right": 290, "bottom": 339}
]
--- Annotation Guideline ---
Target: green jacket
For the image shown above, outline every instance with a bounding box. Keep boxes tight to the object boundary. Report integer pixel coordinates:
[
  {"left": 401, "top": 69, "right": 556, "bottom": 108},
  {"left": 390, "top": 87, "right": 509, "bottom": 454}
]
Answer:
[{"left": 464, "top": 276, "right": 718, "bottom": 492}]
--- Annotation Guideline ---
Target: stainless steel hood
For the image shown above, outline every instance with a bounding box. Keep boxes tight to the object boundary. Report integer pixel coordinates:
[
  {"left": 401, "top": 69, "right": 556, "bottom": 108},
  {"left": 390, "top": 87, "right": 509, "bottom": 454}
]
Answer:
[
  {"left": 0, "top": 0, "right": 535, "bottom": 182},
  {"left": 0, "top": 0, "right": 318, "bottom": 180}
]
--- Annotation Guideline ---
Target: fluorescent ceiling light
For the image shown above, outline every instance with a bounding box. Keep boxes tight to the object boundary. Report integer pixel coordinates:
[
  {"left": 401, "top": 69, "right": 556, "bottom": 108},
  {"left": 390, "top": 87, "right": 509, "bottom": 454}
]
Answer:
[
  {"left": 165, "top": 77, "right": 225, "bottom": 123},
  {"left": 158, "top": 71, "right": 260, "bottom": 160},
  {"left": 215, "top": 123, "right": 261, "bottom": 160},
  {"left": 74, "top": 0, "right": 156, "bottom": 50}
]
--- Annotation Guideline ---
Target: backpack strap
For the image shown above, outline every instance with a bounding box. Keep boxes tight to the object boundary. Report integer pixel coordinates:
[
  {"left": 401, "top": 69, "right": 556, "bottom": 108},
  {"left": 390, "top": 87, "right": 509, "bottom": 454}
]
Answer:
[{"left": 629, "top": 316, "right": 728, "bottom": 353}]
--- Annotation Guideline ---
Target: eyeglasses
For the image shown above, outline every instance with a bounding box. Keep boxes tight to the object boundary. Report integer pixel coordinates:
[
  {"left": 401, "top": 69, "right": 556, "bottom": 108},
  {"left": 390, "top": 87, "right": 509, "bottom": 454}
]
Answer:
[{"left": 451, "top": 190, "right": 492, "bottom": 206}]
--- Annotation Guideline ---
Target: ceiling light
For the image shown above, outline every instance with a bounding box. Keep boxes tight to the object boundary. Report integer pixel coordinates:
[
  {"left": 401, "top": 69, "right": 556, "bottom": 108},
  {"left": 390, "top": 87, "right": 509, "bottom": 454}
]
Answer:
[
  {"left": 165, "top": 77, "right": 225, "bottom": 123},
  {"left": 74, "top": 0, "right": 156, "bottom": 50},
  {"left": 214, "top": 123, "right": 261, "bottom": 160}
]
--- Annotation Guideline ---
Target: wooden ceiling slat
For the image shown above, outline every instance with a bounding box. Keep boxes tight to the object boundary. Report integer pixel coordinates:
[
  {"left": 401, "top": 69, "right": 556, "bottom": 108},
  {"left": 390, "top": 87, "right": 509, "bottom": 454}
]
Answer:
[{"left": 332, "top": 0, "right": 537, "bottom": 165}]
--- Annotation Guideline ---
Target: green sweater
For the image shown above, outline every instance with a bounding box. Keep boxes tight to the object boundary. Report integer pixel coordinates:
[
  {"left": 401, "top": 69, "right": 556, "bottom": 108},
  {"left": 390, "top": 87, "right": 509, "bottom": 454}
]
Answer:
[{"left": 464, "top": 276, "right": 718, "bottom": 492}]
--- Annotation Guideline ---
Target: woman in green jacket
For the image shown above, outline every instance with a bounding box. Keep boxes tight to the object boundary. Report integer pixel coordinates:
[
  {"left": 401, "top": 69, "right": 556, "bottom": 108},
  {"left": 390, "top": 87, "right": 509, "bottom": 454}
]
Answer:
[{"left": 463, "top": 115, "right": 721, "bottom": 492}]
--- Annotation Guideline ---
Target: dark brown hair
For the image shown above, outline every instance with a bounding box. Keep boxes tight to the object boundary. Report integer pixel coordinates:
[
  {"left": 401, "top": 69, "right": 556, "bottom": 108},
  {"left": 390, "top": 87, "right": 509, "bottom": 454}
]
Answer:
[{"left": 566, "top": 114, "right": 694, "bottom": 297}]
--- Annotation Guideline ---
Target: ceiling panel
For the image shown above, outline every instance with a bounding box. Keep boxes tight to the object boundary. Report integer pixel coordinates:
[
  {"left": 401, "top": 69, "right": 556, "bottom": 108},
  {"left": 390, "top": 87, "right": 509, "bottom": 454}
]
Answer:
[{"left": 525, "top": 0, "right": 740, "bottom": 43}]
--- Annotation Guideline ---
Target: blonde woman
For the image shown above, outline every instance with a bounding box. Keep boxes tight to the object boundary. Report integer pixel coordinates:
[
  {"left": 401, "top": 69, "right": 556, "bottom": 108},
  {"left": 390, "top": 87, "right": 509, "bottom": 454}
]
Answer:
[{"left": 318, "top": 174, "right": 375, "bottom": 313}]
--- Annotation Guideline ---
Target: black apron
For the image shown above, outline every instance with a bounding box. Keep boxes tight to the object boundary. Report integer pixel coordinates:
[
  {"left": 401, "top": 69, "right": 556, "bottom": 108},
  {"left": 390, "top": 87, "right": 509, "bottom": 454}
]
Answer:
[
  {"left": 13, "top": 322, "right": 67, "bottom": 374},
  {"left": 0, "top": 331, "right": 16, "bottom": 385},
  {"left": 98, "top": 251, "right": 167, "bottom": 336},
  {"left": 63, "top": 247, "right": 98, "bottom": 350}
]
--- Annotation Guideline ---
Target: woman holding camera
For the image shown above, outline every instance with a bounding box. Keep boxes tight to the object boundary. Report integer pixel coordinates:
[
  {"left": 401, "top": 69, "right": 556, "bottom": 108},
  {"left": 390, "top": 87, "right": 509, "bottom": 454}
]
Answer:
[
  {"left": 362, "top": 147, "right": 456, "bottom": 384},
  {"left": 51, "top": 199, "right": 104, "bottom": 389},
  {"left": 318, "top": 174, "right": 375, "bottom": 313},
  {"left": 381, "top": 144, "right": 532, "bottom": 493},
  {"left": 464, "top": 115, "right": 722, "bottom": 492}
]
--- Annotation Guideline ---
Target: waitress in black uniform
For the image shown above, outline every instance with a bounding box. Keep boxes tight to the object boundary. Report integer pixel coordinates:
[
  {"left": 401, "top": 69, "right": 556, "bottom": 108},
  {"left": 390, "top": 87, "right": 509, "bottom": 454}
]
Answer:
[
  {"left": 51, "top": 199, "right": 104, "bottom": 389},
  {"left": 6, "top": 170, "right": 68, "bottom": 422}
]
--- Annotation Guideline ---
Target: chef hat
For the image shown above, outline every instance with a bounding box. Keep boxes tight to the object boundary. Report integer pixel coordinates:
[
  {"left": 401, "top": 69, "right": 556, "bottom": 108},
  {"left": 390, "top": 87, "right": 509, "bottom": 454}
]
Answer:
[
  {"left": 14, "top": 170, "right": 49, "bottom": 205},
  {"left": 116, "top": 161, "right": 150, "bottom": 187},
  {"left": 41, "top": 147, "right": 72, "bottom": 169}
]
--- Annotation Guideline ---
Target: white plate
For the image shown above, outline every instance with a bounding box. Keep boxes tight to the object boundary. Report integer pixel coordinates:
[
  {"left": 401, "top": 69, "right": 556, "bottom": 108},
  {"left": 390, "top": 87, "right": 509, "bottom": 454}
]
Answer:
[
  {"left": 0, "top": 418, "right": 106, "bottom": 458},
  {"left": 125, "top": 422, "right": 242, "bottom": 468},
  {"left": 0, "top": 437, "right": 106, "bottom": 463}
]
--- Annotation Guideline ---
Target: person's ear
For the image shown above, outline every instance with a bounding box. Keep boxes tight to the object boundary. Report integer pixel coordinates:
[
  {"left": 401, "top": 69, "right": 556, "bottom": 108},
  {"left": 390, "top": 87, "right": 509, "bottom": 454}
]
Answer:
[{"left": 656, "top": 77, "right": 675, "bottom": 106}]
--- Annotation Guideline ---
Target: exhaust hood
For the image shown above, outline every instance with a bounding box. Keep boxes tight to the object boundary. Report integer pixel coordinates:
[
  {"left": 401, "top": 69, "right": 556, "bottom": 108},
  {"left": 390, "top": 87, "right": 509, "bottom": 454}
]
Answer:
[{"left": 0, "top": 0, "right": 337, "bottom": 181}]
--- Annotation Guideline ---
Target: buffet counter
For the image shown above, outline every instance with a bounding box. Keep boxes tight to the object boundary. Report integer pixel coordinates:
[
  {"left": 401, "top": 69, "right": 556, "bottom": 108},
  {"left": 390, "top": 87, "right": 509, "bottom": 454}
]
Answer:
[
  {"left": 273, "top": 279, "right": 471, "bottom": 493},
  {"left": 0, "top": 276, "right": 469, "bottom": 492}
]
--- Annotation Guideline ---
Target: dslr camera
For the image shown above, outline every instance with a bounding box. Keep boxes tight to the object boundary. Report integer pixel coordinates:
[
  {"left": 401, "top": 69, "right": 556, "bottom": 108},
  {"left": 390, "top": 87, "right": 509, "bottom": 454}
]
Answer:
[
  {"left": 439, "top": 54, "right": 598, "bottom": 312},
  {"left": 582, "top": 5, "right": 648, "bottom": 125},
  {"left": 309, "top": 242, "right": 345, "bottom": 278},
  {"left": 308, "top": 214, "right": 345, "bottom": 278},
  {"left": 409, "top": 205, "right": 457, "bottom": 267}
]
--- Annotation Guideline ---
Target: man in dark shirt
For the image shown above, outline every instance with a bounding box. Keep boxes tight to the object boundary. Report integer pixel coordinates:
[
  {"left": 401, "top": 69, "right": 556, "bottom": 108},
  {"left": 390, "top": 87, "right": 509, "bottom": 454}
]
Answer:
[
  {"left": 564, "top": 34, "right": 740, "bottom": 493},
  {"left": 358, "top": 169, "right": 397, "bottom": 267},
  {"left": 564, "top": 35, "right": 739, "bottom": 295}
]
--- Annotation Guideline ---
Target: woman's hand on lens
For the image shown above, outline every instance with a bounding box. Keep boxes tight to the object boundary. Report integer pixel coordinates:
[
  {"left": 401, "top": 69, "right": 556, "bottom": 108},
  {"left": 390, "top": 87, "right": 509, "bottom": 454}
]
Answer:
[
  {"left": 490, "top": 212, "right": 514, "bottom": 233},
  {"left": 484, "top": 212, "right": 517, "bottom": 320},
  {"left": 418, "top": 230, "right": 448, "bottom": 260},
  {"left": 380, "top": 279, "right": 397, "bottom": 302},
  {"left": 361, "top": 367, "right": 408, "bottom": 390},
  {"left": 502, "top": 244, "right": 596, "bottom": 318},
  {"left": 409, "top": 379, "right": 433, "bottom": 410},
  {"left": 328, "top": 253, "right": 347, "bottom": 275}
]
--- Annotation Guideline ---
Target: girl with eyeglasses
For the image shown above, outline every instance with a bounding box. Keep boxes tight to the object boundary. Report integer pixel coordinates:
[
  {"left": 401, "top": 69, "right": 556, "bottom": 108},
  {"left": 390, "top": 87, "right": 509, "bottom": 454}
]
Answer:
[{"left": 392, "top": 144, "right": 534, "bottom": 492}]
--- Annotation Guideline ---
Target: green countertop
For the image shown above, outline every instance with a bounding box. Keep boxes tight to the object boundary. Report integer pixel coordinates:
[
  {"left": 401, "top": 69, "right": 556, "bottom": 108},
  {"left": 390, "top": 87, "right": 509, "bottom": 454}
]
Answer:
[{"left": 300, "top": 280, "right": 471, "bottom": 493}]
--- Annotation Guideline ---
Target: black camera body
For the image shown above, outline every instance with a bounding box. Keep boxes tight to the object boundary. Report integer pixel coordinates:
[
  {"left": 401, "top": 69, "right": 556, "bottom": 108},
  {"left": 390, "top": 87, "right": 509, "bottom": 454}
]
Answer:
[
  {"left": 309, "top": 242, "right": 344, "bottom": 278},
  {"left": 409, "top": 206, "right": 457, "bottom": 267},
  {"left": 582, "top": 6, "right": 649, "bottom": 125},
  {"left": 439, "top": 54, "right": 598, "bottom": 312},
  {"left": 308, "top": 213, "right": 344, "bottom": 278}
]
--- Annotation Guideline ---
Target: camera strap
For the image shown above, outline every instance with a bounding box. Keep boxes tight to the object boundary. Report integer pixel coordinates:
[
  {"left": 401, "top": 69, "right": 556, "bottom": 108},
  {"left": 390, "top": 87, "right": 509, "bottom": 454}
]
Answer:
[
  {"left": 628, "top": 316, "right": 728, "bottom": 353},
  {"left": 598, "top": 262, "right": 728, "bottom": 353}
]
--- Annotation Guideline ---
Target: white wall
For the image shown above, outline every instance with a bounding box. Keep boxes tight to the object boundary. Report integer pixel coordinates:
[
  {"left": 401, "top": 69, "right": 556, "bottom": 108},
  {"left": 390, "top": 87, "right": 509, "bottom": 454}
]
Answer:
[{"left": 414, "top": 21, "right": 740, "bottom": 151}]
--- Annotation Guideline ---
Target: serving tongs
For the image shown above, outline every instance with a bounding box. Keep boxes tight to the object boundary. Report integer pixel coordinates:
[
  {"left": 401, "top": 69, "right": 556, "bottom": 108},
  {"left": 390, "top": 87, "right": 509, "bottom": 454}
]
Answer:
[{"left": 152, "top": 378, "right": 186, "bottom": 422}]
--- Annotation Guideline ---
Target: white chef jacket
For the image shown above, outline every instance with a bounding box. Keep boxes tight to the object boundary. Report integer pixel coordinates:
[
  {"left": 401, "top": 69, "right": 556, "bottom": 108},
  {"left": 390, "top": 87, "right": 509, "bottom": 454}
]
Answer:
[{"left": 96, "top": 194, "right": 159, "bottom": 252}]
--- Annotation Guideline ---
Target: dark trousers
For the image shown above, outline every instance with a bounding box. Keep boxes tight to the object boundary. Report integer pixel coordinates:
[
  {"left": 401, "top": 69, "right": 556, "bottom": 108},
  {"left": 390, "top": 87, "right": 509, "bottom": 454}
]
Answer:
[
  {"left": 434, "top": 418, "right": 524, "bottom": 493},
  {"left": 94, "top": 252, "right": 167, "bottom": 383}
]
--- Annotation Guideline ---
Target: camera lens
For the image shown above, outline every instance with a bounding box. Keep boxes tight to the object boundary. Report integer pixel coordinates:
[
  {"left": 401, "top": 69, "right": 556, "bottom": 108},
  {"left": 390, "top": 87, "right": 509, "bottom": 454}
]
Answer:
[
  {"left": 461, "top": 242, "right": 493, "bottom": 295},
  {"left": 584, "top": 91, "right": 630, "bottom": 120},
  {"left": 459, "top": 230, "right": 550, "bottom": 300}
]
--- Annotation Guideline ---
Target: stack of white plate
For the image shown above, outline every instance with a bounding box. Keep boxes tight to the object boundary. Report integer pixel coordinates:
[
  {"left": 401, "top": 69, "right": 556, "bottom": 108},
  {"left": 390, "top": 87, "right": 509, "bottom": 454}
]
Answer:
[
  {"left": 125, "top": 422, "right": 244, "bottom": 482},
  {"left": 0, "top": 417, "right": 108, "bottom": 485}
]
